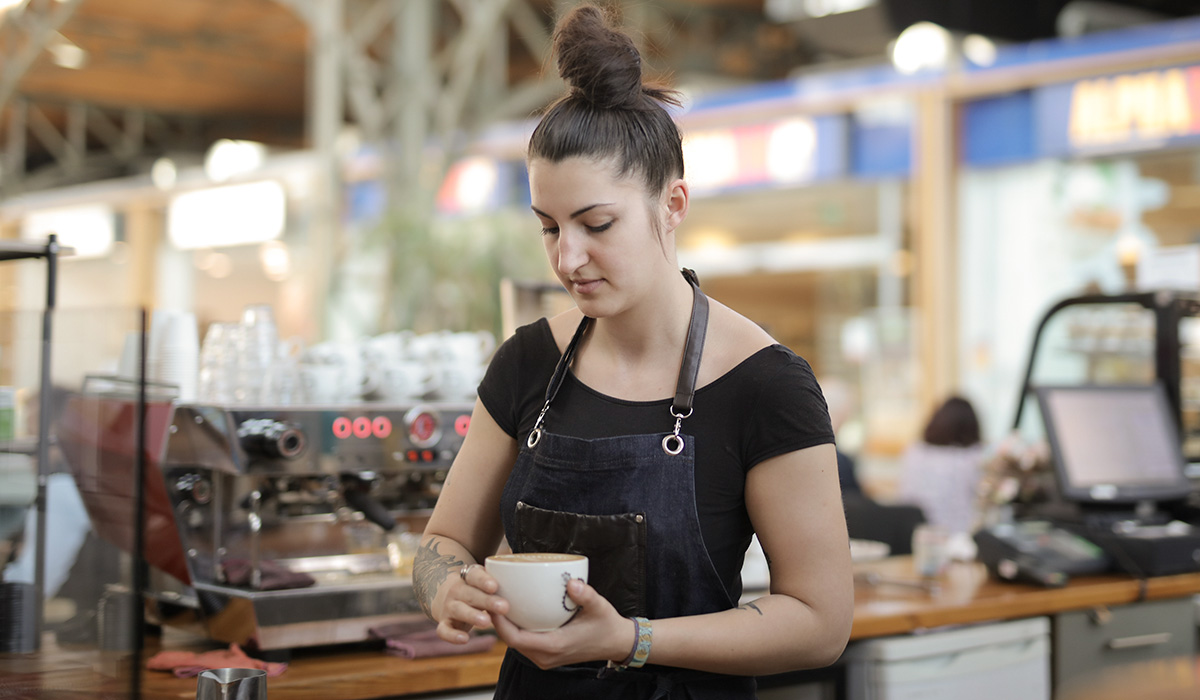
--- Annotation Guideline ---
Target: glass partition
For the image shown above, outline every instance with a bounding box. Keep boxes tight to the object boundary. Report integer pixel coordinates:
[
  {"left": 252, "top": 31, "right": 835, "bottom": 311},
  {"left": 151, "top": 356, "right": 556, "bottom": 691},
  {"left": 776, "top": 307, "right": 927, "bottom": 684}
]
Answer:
[{"left": 1, "top": 304, "right": 154, "bottom": 698}]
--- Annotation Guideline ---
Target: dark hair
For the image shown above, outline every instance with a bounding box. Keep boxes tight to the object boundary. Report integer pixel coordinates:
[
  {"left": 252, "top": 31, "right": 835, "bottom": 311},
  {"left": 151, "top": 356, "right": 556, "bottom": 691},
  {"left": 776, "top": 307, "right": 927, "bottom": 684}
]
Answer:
[
  {"left": 922, "top": 396, "right": 981, "bottom": 447},
  {"left": 528, "top": 4, "right": 684, "bottom": 195}
]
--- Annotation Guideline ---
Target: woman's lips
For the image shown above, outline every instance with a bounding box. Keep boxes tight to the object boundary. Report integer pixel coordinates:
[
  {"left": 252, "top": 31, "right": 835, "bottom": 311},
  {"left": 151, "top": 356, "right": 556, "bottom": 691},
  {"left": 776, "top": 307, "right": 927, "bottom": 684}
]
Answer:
[{"left": 571, "top": 278, "right": 602, "bottom": 294}]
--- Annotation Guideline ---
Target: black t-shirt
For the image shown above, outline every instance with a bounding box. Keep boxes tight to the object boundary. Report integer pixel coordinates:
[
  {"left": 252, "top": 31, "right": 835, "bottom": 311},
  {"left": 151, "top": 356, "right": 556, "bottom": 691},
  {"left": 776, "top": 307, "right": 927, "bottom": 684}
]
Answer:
[{"left": 477, "top": 318, "right": 835, "bottom": 598}]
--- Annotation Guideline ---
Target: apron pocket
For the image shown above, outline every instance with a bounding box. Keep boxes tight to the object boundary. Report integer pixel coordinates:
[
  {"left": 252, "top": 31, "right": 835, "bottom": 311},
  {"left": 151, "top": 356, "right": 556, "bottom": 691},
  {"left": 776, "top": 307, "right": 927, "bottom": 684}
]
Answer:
[{"left": 514, "top": 501, "right": 647, "bottom": 618}]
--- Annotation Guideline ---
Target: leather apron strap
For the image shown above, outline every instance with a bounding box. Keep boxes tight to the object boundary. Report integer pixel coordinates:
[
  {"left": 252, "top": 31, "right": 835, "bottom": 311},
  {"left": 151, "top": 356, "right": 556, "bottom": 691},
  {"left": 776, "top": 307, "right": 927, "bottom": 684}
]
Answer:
[{"left": 527, "top": 270, "right": 708, "bottom": 453}]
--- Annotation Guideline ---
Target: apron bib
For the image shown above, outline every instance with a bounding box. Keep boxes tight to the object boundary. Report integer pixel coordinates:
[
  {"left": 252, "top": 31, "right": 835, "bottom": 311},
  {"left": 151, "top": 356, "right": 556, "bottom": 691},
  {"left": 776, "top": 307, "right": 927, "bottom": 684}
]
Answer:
[{"left": 494, "top": 273, "right": 757, "bottom": 699}]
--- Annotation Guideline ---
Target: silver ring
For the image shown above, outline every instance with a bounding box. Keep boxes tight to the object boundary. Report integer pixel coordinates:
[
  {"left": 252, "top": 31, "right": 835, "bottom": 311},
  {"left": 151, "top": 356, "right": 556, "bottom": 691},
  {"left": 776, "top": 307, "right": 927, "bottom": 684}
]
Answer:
[
  {"left": 460, "top": 564, "right": 477, "bottom": 582},
  {"left": 662, "top": 434, "right": 684, "bottom": 455}
]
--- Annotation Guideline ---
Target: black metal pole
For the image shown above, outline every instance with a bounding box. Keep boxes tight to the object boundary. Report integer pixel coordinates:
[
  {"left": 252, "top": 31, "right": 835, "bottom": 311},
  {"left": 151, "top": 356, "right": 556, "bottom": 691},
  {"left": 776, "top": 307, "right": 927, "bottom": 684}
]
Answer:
[
  {"left": 131, "top": 308, "right": 148, "bottom": 700},
  {"left": 31, "top": 234, "right": 59, "bottom": 651}
]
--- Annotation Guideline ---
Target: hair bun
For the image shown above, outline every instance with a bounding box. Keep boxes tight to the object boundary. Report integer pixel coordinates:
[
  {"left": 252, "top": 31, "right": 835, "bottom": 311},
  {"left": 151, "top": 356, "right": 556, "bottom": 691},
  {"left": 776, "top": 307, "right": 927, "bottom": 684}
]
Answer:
[{"left": 553, "top": 5, "right": 644, "bottom": 110}]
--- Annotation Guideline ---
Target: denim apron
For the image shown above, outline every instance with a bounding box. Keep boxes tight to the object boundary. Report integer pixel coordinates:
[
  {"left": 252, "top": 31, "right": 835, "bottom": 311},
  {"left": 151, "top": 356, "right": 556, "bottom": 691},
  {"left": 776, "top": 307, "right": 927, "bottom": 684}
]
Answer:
[{"left": 494, "top": 273, "right": 757, "bottom": 699}]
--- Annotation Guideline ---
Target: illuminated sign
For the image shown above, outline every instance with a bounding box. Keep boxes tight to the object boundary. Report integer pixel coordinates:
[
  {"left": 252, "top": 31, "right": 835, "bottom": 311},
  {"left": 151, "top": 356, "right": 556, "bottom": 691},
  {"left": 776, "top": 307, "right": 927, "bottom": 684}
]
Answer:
[
  {"left": 683, "top": 115, "right": 846, "bottom": 195},
  {"left": 1036, "top": 63, "right": 1200, "bottom": 156},
  {"left": 1069, "top": 67, "right": 1198, "bottom": 147}
]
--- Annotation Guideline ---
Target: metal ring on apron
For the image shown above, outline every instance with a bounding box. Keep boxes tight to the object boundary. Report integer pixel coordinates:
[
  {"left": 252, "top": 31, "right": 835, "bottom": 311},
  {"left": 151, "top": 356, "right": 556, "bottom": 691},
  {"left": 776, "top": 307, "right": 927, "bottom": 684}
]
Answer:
[{"left": 662, "top": 406, "right": 692, "bottom": 455}]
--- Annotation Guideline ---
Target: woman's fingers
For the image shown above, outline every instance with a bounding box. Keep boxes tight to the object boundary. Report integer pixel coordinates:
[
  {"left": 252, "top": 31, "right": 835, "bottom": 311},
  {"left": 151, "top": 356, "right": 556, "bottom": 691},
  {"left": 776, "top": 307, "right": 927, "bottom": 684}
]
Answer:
[
  {"left": 461, "top": 565, "right": 500, "bottom": 594},
  {"left": 446, "top": 597, "right": 494, "bottom": 629}
]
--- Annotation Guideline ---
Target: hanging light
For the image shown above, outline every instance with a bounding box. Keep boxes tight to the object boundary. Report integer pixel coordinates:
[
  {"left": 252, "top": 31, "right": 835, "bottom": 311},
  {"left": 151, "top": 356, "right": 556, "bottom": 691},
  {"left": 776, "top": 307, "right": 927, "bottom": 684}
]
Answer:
[{"left": 890, "top": 22, "right": 952, "bottom": 75}]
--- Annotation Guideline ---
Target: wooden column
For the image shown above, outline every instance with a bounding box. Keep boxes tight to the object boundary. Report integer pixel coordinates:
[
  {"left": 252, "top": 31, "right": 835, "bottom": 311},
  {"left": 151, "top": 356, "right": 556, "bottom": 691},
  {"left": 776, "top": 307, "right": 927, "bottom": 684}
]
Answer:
[
  {"left": 911, "top": 88, "right": 958, "bottom": 413},
  {"left": 124, "top": 201, "right": 161, "bottom": 310}
]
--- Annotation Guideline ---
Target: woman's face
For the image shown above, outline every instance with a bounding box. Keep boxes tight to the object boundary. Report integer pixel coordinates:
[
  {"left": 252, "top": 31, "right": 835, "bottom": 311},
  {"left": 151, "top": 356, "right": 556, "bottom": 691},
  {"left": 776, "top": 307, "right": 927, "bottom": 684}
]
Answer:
[{"left": 528, "top": 156, "right": 682, "bottom": 319}]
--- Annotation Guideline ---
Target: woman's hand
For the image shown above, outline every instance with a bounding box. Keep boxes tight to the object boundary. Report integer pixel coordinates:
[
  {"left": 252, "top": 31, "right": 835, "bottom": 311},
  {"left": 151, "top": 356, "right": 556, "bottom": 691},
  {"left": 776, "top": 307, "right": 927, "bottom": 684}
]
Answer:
[
  {"left": 490, "top": 578, "right": 634, "bottom": 670},
  {"left": 435, "top": 563, "right": 510, "bottom": 644}
]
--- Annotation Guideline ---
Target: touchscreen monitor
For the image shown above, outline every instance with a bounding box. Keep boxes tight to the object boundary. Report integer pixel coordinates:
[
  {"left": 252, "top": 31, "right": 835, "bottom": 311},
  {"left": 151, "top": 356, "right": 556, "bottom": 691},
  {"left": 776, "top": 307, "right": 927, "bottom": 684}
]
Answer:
[{"left": 1035, "top": 383, "right": 1192, "bottom": 504}]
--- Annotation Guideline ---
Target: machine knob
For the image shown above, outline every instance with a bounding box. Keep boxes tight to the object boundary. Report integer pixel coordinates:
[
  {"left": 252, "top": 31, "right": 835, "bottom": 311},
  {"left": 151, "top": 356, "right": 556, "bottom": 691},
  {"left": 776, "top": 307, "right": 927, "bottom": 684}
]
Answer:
[{"left": 237, "top": 419, "right": 307, "bottom": 460}]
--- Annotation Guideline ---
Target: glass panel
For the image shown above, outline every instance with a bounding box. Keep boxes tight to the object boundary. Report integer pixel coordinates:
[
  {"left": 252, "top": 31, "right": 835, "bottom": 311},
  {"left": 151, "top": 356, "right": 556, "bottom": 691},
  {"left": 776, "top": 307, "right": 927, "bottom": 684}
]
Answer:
[
  {"left": 1179, "top": 316, "right": 1200, "bottom": 474},
  {"left": 1015, "top": 301, "right": 1157, "bottom": 442},
  {"left": 1, "top": 302, "right": 150, "bottom": 697}
]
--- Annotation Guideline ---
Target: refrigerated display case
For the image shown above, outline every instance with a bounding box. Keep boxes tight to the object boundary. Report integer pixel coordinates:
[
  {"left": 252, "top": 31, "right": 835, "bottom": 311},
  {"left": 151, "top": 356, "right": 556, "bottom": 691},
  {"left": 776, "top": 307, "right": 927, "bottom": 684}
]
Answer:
[{"left": 1011, "top": 290, "right": 1200, "bottom": 481}]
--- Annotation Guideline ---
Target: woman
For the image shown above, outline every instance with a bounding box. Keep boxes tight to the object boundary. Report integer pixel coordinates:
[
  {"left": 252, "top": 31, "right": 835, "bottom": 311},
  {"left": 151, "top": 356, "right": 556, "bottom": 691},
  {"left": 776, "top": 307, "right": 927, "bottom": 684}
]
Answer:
[
  {"left": 413, "top": 5, "right": 853, "bottom": 698},
  {"left": 897, "top": 396, "right": 986, "bottom": 536}
]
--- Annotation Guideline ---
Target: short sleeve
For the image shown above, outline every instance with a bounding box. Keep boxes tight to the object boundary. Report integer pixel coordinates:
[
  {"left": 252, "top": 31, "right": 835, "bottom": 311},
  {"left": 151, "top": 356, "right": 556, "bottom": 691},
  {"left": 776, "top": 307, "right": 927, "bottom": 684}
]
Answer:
[
  {"left": 477, "top": 325, "right": 528, "bottom": 439},
  {"left": 742, "top": 351, "right": 835, "bottom": 469},
  {"left": 477, "top": 319, "right": 558, "bottom": 440}
]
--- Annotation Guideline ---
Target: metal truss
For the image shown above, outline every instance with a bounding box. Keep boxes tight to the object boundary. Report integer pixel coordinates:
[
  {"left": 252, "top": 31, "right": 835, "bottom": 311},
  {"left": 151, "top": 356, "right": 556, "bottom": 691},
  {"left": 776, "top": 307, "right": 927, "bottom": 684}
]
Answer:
[
  {"left": 1, "top": 97, "right": 209, "bottom": 195},
  {"left": 0, "top": 0, "right": 85, "bottom": 112},
  {"left": 0, "top": 0, "right": 217, "bottom": 196},
  {"left": 279, "top": 0, "right": 571, "bottom": 196},
  {"left": 0, "top": 0, "right": 776, "bottom": 197}
]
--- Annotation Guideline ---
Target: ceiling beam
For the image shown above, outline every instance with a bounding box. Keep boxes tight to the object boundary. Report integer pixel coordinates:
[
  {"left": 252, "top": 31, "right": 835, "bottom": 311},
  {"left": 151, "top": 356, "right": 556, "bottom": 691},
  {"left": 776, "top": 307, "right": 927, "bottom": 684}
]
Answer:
[{"left": 0, "top": 0, "right": 86, "bottom": 115}]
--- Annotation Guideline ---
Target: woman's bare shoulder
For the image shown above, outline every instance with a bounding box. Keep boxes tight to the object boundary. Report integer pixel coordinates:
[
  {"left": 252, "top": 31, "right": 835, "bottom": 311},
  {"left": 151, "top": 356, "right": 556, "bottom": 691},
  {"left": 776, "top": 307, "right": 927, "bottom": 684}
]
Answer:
[
  {"left": 701, "top": 299, "right": 779, "bottom": 381},
  {"left": 546, "top": 307, "right": 585, "bottom": 354}
]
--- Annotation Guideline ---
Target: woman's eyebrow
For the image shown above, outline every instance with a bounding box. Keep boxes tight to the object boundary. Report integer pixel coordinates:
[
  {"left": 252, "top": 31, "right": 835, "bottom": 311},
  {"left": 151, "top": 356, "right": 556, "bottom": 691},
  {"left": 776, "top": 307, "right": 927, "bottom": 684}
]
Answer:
[{"left": 530, "top": 203, "right": 613, "bottom": 219}]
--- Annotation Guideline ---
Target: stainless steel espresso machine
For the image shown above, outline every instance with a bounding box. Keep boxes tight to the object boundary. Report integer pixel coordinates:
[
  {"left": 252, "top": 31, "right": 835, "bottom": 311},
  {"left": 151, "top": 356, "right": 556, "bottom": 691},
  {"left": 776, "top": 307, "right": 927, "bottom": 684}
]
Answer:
[{"left": 153, "top": 401, "right": 473, "bottom": 651}]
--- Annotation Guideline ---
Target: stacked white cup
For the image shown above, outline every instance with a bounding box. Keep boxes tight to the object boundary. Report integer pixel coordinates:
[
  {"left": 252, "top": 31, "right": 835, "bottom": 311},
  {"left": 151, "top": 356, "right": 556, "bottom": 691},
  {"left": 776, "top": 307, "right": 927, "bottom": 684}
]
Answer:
[
  {"left": 148, "top": 310, "right": 199, "bottom": 401},
  {"left": 235, "top": 304, "right": 280, "bottom": 405},
  {"left": 197, "top": 322, "right": 240, "bottom": 403}
]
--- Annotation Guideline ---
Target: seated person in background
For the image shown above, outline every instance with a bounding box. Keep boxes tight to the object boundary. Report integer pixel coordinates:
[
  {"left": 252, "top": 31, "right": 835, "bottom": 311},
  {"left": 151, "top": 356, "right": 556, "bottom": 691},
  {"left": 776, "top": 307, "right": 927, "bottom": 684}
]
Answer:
[
  {"left": 821, "top": 377, "right": 863, "bottom": 497},
  {"left": 897, "top": 396, "right": 986, "bottom": 537}
]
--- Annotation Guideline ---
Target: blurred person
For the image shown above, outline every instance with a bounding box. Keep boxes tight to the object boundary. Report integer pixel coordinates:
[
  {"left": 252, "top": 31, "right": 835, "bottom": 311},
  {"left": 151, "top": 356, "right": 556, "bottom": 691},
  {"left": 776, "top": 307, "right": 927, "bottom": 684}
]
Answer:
[
  {"left": 821, "top": 377, "right": 863, "bottom": 497},
  {"left": 896, "top": 396, "right": 987, "bottom": 536},
  {"left": 413, "top": 5, "right": 853, "bottom": 698}
]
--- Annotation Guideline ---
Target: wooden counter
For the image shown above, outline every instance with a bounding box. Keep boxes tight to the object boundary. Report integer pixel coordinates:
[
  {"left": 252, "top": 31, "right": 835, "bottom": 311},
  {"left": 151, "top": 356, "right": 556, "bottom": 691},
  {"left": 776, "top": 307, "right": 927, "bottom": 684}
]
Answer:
[
  {"left": 5, "top": 557, "right": 1200, "bottom": 699},
  {"left": 849, "top": 556, "right": 1200, "bottom": 640},
  {"left": 0, "top": 633, "right": 507, "bottom": 700}
]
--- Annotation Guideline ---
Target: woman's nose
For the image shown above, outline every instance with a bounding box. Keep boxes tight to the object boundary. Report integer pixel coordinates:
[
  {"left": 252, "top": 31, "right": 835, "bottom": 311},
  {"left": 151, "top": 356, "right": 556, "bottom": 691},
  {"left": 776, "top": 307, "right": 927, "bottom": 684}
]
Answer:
[{"left": 555, "top": 228, "right": 587, "bottom": 274}]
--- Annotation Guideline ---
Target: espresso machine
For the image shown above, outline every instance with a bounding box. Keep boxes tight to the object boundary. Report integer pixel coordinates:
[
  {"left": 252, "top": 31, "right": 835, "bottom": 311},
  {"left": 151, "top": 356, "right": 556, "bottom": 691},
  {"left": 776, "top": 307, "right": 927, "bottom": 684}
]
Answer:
[{"left": 150, "top": 401, "right": 473, "bottom": 650}]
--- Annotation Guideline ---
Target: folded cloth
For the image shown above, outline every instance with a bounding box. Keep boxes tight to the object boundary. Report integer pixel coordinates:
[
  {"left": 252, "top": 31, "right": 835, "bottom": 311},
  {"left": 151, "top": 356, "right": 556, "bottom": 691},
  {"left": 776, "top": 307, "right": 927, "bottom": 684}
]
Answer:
[
  {"left": 221, "top": 558, "right": 315, "bottom": 591},
  {"left": 146, "top": 643, "right": 288, "bottom": 678},
  {"left": 369, "top": 620, "right": 496, "bottom": 660}
]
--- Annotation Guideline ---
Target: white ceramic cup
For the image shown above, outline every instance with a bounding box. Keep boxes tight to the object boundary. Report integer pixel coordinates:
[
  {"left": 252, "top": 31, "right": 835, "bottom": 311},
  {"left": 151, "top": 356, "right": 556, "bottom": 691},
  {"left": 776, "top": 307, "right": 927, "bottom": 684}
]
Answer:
[{"left": 485, "top": 553, "right": 588, "bottom": 631}]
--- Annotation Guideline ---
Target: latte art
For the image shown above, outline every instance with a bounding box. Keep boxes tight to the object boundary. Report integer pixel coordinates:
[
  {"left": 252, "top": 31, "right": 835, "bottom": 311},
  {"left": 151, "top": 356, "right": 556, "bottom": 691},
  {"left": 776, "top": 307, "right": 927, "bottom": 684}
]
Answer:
[{"left": 491, "top": 553, "right": 585, "bottom": 563}]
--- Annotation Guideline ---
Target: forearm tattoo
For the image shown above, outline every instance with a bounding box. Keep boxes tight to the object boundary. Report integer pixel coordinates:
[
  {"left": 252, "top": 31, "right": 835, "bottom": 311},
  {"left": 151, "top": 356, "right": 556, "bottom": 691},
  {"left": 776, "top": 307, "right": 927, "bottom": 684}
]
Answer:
[
  {"left": 737, "top": 602, "right": 764, "bottom": 616},
  {"left": 413, "top": 537, "right": 466, "bottom": 618}
]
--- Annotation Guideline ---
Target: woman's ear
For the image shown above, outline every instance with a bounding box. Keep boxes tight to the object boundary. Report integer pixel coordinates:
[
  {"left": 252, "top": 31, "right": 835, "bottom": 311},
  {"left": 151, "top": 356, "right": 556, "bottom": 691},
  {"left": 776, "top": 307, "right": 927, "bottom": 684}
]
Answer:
[{"left": 663, "top": 178, "right": 689, "bottom": 234}]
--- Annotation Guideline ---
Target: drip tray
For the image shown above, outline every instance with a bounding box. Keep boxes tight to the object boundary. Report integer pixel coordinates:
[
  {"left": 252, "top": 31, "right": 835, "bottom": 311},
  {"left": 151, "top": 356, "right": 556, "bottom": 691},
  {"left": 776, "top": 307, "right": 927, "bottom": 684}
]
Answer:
[{"left": 191, "top": 568, "right": 422, "bottom": 650}]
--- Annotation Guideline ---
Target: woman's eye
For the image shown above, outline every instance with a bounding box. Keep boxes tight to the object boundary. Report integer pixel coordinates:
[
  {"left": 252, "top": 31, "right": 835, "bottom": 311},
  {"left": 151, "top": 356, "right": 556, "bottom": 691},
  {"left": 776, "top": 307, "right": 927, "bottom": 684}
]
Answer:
[
  {"left": 587, "top": 222, "right": 613, "bottom": 233},
  {"left": 540, "top": 226, "right": 559, "bottom": 236}
]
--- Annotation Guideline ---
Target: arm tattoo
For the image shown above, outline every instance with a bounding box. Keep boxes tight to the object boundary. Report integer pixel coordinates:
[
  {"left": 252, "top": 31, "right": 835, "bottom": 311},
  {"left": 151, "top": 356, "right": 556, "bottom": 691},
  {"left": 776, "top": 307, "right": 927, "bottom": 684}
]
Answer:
[
  {"left": 737, "top": 602, "right": 764, "bottom": 616},
  {"left": 413, "top": 537, "right": 466, "bottom": 618}
]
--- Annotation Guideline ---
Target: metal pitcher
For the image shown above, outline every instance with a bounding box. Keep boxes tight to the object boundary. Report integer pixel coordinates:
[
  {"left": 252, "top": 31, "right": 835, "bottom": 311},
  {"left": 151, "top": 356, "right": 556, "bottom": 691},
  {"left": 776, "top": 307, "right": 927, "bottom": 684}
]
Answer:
[{"left": 195, "top": 668, "right": 267, "bottom": 700}]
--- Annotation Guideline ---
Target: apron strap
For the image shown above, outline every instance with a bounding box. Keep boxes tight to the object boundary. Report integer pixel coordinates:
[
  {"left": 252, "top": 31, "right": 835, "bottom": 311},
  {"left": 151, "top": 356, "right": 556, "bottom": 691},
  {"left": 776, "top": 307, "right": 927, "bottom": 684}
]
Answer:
[
  {"left": 545, "top": 313, "right": 591, "bottom": 407},
  {"left": 530, "top": 269, "right": 708, "bottom": 451},
  {"left": 671, "top": 270, "right": 708, "bottom": 416}
]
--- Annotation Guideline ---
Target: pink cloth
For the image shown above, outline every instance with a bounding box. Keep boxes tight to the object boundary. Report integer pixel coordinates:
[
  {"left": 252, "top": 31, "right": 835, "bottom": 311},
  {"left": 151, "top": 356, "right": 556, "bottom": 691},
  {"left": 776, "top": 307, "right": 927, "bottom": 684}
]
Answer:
[
  {"left": 369, "top": 620, "right": 496, "bottom": 659},
  {"left": 146, "top": 643, "right": 288, "bottom": 678},
  {"left": 221, "top": 558, "right": 315, "bottom": 591}
]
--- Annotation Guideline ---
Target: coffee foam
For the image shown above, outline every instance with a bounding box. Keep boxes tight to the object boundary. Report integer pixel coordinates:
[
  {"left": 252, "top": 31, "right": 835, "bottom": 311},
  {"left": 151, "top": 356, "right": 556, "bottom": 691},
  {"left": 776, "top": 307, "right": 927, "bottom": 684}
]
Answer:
[{"left": 490, "top": 553, "right": 585, "bottom": 563}]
